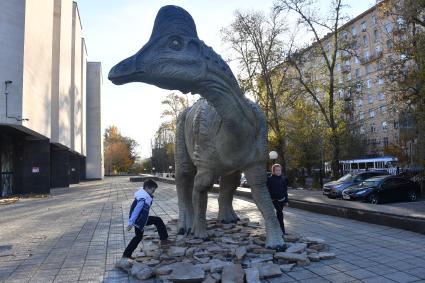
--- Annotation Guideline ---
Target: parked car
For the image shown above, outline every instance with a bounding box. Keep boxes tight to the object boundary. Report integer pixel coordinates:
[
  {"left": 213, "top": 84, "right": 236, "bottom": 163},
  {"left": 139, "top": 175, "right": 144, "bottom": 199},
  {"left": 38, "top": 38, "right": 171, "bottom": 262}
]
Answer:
[
  {"left": 341, "top": 175, "right": 420, "bottom": 204},
  {"left": 323, "top": 171, "right": 389, "bottom": 198}
]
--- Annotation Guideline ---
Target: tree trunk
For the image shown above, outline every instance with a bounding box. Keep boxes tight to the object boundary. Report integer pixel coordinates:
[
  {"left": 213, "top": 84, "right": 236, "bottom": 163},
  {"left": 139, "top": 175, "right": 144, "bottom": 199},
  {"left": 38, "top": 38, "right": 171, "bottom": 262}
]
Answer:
[{"left": 330, "top": 128, "right": 340, "bottom": 178}]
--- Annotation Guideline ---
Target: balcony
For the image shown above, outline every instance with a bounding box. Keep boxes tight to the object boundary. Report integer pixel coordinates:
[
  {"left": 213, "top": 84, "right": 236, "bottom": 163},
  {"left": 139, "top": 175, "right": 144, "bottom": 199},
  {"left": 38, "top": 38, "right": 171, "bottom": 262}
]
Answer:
[
  {"left": 341, "top": 50, "right": 351, "bottom": 59},
  {"left": 393, "top": 25, "right": 407, "bottom": 35},
  {"left": 341, "top": 65, "right": 351, "bottom": 73},
  {"left": 360, "top": 51, "right": 383, "bottom": 64}
]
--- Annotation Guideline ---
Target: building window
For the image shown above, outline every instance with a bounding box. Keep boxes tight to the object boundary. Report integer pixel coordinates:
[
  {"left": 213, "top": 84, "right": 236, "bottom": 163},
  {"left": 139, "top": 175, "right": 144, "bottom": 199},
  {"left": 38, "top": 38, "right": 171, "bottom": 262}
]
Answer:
[
  {"left": 347, "top": 73, "right": 352, "bottom": 81},
  {"left": 352, "top": 26, "right": 357, "bottom": 37},
  {"left": 367, "top": 79, "right": 372, "bottom": 88},
  {"left": 380, "top": 105, "right": 387, "bottom": 114},
  {"left": 385, "top": 23, "right": 393, "bottom": 33},
  {"left": 379, "top": 92, "right": 385, "bottom": 100},
  {"left": 355, "top": 68, "right": 361, "bottom": 78},
  {"left": 339, "top": 89, "right": 344, "bottom": 99},
  {"left": 356, "top": 83, "right": 362, "bottom": 92},
  {"left": 339, "top": 76, "right": 343, "bottom": 84},
  {"left": 383, "top": 137, "right": 389, "bottom": 148},
  {"left": 369, "top": 109, "right": 375, "bottom": 118},
  {"left": 382, "top": 121, "right": 388, "bottom": 131},
  {"left": 371, "top": 122, "right": 376, "bottom": 132},
  {"left": 363, "top": 35, "right": 369, "bottom": 46},
  {"left": 368, "top": 94, "right": 374, "bottom": 104},
  {"left": 378, "top": 78, "right": 384, "bottom": 86},
  {"left": 359, "top": 111, "right": 364, "bottom": 120},
  {"left": 361, "top": 21, "right": 367, "bottom": 31},
  {"left": 357, "top": 98, "right": 363, "bottom": 107},
  {"left": 372, "top": 15, "right": 378, "bottom": 25},
  {"left": 374, "top": 30, "right": 380, "bottom": 42},
  {"left": 366, "top": 64, "right": 372, "bottom": 74},
  {"left": 336, "top": 63, "right": 341, "bottom": 71},
  {"left": 375, "top": 45, "right": 382, "bottom": 54},
  {"left": 360, "top": 125, "right": 365, "bottom": 134},
  {"left": 364, "top": 50, "right": 370, "bottom": 61},
  {"left": 397, "top": 17, "right": 406, "bottom": 30},
  {"left": 394, "top": 121, "right": 399, "bottom": 129},
  {"left": 386, "top": 39, "right": 393, "bottom": 49},
  {"left": 351, "top": 40, "right": 358, "bottom": 50},
  {"left": 355, "top": 56, "right": 360, "bottom": 64}
]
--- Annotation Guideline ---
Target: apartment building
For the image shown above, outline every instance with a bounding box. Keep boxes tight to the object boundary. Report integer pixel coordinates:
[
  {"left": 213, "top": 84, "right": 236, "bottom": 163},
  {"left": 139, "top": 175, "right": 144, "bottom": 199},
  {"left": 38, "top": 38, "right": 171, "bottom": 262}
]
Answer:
[
  {"left": 297, "top": 1, "right": 409, "bottom": 157},
  {"left": 0, "top": 0, "right": 103, "bottom": 197}
]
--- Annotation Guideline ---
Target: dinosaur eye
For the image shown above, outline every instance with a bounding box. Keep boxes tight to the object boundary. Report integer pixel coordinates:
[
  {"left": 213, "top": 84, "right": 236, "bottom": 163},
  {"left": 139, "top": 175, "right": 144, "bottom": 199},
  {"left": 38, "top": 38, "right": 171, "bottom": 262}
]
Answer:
[{"left": 168, "top": 36, "right": 183, "bottom": 51}]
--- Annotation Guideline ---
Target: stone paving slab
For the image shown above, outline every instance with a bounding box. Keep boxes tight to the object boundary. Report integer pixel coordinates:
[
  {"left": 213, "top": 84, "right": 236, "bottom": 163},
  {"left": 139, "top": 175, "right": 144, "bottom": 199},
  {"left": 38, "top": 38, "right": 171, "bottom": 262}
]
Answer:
[{"left": 0, "top": 176, "right": 423, "bottom": 283}]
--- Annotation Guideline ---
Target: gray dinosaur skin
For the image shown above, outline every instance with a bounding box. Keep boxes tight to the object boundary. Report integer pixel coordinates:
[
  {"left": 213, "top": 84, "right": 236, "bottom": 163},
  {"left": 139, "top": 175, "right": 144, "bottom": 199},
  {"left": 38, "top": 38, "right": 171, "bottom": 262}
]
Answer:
[{"left": 109, "top": 5, "right": 285, "bottom": 249}]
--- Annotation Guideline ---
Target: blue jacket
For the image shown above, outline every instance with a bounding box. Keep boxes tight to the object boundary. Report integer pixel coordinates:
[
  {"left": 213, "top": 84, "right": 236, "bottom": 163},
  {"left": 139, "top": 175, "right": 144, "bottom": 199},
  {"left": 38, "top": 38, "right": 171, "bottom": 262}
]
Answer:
[
  {"left": 267, "top": 175, "right": 289, "bottom": 202},
  {"left": 128, "top": 188, "right": 153, "bottom": 230}
]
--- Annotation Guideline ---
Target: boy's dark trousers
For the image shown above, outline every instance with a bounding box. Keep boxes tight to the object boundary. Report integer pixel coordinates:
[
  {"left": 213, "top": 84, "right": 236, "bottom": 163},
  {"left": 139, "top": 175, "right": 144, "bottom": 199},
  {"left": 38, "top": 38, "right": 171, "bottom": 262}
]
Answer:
[
  {"left": 123, "top": 216, "right": 168, "bottom": 258},
  {"left": 272, "top": 200, "right": 286, "bottom": 234}
]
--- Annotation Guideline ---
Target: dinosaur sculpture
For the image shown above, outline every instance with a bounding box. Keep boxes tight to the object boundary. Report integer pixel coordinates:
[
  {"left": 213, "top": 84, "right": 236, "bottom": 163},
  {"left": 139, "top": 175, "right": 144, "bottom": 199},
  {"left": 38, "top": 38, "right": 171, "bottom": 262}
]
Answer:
[{"left": 109, "top": 5, "right": 285, "bottom": 249}]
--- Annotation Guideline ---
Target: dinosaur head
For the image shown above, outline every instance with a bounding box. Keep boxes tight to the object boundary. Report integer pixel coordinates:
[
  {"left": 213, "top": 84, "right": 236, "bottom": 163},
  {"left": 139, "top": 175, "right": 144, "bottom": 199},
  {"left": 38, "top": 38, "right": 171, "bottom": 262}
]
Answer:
[{"left": 108, "top": 5, "right": 207, "bottom": 93}]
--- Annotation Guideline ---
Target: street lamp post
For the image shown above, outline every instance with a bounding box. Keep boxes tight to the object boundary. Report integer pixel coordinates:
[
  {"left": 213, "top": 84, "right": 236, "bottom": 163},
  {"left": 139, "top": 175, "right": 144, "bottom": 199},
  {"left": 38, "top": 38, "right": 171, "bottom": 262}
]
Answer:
[
  {"left": 269, "top": 151, "right": 278, "bottom": 160},
  {"left": 152, "top": 167, "right": 155, "bottom": 176},
  {"left": 169, "top": 165, "right": 173, "bottom": 178}
]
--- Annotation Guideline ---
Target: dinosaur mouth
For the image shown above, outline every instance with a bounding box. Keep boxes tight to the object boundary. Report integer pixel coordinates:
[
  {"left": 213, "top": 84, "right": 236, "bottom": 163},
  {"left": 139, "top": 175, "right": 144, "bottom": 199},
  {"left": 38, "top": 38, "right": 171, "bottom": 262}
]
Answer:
[{"left": 109, "top": 71, "right": 146, "bottom": 85}]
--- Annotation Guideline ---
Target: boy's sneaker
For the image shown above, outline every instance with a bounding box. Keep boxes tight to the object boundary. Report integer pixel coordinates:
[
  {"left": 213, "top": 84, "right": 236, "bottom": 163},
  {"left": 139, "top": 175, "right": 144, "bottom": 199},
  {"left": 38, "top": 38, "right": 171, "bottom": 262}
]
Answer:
[
  {"left": 115, "top": 257, "right": 133, "bottom": 271},
  {"left": 160, "top": 239, "right": 172, "bottom": 248}
]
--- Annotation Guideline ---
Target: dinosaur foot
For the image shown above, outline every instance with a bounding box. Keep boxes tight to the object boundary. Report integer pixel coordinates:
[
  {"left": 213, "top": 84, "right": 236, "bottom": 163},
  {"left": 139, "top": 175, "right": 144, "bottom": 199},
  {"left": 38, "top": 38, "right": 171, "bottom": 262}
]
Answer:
[
  {"left": 177, "top": 227, "right": 192, "bottom": 235},
  {"left": 220, "top": 217, "right": 240, "bottom": 224},
  {"left": 191, "top": 222, "right": 208, "bottom": 240},
  {"left": 266, "top": 244, "right": 287, "bottom": 252}
]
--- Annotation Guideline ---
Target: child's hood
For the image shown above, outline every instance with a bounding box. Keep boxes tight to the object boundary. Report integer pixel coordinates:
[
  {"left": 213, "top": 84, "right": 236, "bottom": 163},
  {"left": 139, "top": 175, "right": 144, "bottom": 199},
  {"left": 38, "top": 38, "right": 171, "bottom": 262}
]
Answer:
[{"left": 134, "top": 187, "right": 153, "bottom": 204}]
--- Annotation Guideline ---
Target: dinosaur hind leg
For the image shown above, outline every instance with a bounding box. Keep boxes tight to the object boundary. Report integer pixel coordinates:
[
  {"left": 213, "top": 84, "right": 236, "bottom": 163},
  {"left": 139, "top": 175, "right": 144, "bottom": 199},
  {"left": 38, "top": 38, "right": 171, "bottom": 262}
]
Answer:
[
  {"left": 244, "top": 163, "right": 285, "bottom": 250},
  {"left": 218, "top": 171, "right": 241, "bottom": 223},
  {"left": 191, "top": 168, "right": 214, "bottom": 239},
  {"left": 175, "top": 110, "right": 196, "bottom": 235}
]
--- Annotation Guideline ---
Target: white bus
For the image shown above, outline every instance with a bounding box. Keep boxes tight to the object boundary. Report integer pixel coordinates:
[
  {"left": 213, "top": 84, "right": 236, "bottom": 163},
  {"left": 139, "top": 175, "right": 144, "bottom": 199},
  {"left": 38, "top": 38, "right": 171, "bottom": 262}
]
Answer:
[{"left": 325, "top": 156, "right": 398, "bottom": 175}]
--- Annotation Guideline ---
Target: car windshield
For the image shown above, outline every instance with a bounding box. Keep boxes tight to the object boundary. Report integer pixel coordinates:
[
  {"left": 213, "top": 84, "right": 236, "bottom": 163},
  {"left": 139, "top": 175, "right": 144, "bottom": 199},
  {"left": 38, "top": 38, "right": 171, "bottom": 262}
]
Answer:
[
  {"left": 361, "top": 180, "right": 380, "bottom": 187},
  {"left": 337, "top": 174, "right": 353, "bottom": 182}
]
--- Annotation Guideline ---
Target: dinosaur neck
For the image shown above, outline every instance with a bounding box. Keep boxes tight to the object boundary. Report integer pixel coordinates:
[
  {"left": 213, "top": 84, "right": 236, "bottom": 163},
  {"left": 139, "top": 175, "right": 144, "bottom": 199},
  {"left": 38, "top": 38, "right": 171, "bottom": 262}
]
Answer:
[{"left": 197, "top": 73, "right": 255, "bottom": 130}]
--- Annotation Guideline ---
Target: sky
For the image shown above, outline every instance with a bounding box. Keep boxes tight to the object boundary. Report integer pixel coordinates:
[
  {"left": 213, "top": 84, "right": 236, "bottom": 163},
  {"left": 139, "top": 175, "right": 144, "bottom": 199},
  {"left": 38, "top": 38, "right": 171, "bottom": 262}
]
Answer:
[{"left": 76, "top": 0, "right": 376, "bottom": 159}]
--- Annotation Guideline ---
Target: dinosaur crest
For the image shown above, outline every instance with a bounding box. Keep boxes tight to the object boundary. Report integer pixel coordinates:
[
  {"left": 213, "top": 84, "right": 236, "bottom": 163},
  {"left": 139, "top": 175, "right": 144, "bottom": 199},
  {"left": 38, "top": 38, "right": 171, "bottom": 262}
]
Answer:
[{"left": 149, "top": 6, "right": 198, "bottom": 40}]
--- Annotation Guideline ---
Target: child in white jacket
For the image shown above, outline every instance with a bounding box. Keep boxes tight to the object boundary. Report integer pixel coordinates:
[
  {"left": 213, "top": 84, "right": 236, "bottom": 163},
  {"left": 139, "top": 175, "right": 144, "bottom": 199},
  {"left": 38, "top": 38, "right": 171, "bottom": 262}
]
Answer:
[{"left": 121, "top": 179, "right": 168, "bottom": 259}]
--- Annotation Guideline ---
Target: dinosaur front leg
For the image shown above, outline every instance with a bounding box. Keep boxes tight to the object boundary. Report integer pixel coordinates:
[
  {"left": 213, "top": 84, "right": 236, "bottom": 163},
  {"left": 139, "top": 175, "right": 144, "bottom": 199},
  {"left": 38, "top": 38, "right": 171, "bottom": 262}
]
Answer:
[
  {"left": 191, "top": 169, "right": 214, "bottom": 239},
  {"left": 244, "top": 164, "right": 285, "bottom": 250},
  {"left": 175, "top": 165, "right": 195, "bottom": 235},
  {"left": 218, "top": 171, "right": 241, "bottom": 223},
  {"left": 175, "top": 109, "right": 196, "bottom": 235}
]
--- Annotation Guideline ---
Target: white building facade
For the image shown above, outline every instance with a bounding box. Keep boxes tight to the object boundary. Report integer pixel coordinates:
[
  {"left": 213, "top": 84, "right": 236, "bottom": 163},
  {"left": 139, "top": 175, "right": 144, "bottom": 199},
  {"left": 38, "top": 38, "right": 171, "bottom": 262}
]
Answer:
[{"left": 0, "top": 0, "right": 103, "bottom": 196}]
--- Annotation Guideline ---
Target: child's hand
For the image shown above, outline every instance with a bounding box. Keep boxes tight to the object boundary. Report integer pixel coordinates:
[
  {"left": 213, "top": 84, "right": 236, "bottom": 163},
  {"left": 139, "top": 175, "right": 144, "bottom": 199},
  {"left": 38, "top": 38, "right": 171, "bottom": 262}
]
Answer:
[{"left": 127, "top": 225, "right": 133, "bottom": 231}]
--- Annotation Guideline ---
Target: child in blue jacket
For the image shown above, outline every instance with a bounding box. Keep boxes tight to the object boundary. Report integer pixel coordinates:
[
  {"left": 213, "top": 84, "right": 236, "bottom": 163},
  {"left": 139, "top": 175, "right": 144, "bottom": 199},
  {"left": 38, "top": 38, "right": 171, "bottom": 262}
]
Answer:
[{"left": 122, "top": 179, "right": 168, "bottom": 259}]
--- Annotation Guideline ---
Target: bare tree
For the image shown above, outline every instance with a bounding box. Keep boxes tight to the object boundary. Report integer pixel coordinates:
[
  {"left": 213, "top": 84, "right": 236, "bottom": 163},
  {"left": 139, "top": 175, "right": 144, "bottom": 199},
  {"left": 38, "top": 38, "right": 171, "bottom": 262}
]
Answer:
[
  {"left": 275, "top": 0, "right": 350, "bottom": 177},
  {"left": 221, "top": 8, "right": 295, "bottom": 172}
]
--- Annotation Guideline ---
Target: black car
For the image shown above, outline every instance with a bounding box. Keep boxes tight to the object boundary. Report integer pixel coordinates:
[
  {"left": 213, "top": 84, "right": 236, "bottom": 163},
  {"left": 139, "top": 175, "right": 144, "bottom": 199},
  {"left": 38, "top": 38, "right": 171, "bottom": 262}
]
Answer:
[
  {"left": 341, "top": 175, "right": 420, "bottom": 204},
  {"left": 323, "top": 171, "right": 389, "bottom": 198}
]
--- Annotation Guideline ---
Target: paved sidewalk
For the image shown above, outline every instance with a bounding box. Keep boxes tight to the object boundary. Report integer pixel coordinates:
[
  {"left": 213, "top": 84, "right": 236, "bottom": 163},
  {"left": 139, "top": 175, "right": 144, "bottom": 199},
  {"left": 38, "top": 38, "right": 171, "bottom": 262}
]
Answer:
[{"left": 0, "top": 177, "right": 424, "bottom": 283}]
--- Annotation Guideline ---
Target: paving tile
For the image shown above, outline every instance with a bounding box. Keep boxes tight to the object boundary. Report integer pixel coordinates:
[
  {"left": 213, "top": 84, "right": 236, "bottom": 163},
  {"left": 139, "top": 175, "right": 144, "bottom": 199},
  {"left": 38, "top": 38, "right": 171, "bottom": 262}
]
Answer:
[
  {"left": 0, "top": 178, "right": 424, "bottom": 283},
  {"left": 344, "top": 268, "right": 377, "bottom": 280},
  {"left": 382, "top": 271, "right": 420, "bottom": 283}
]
